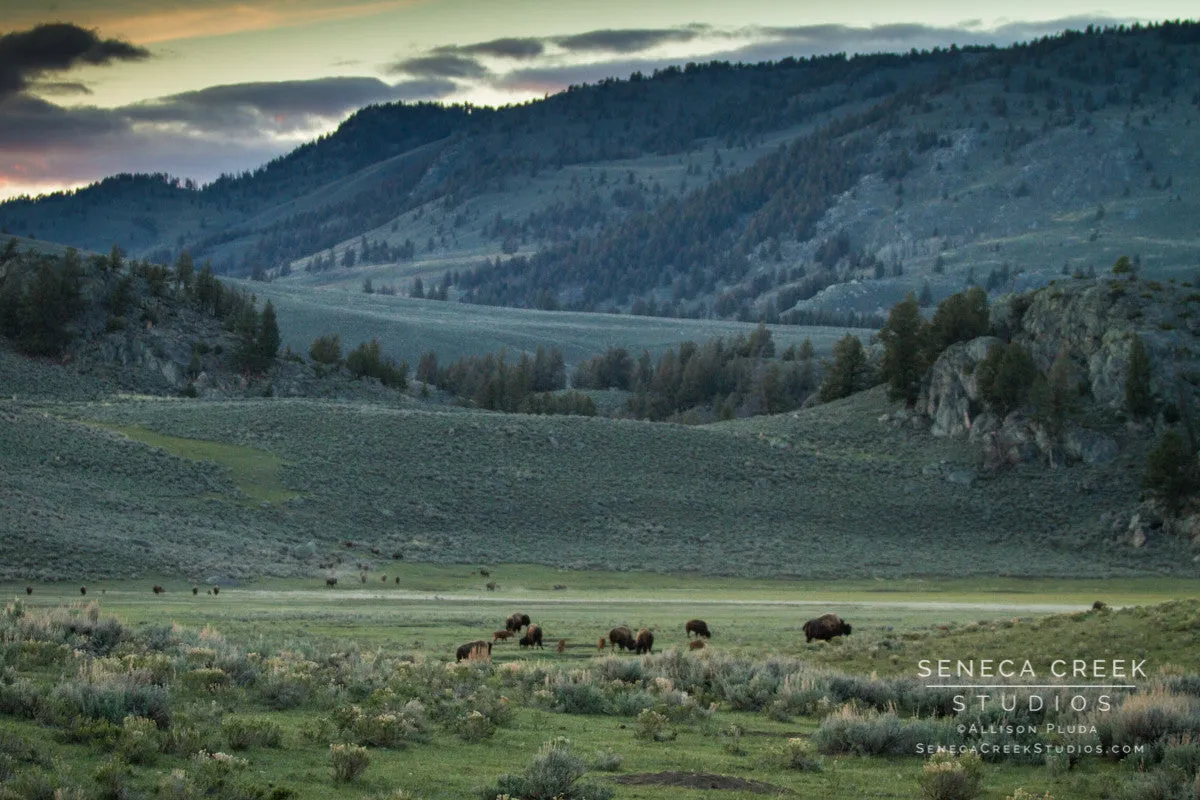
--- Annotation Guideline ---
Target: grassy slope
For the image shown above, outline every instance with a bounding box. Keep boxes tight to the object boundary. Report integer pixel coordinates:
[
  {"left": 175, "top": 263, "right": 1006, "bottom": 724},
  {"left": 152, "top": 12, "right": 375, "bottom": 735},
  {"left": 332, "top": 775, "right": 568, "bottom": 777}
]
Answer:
[
  {"left": 235, "top": 279, "right": 865, "bottom": 365},
  {"left": 3, "top": 385, "right": 1189, "bottom": 581}
]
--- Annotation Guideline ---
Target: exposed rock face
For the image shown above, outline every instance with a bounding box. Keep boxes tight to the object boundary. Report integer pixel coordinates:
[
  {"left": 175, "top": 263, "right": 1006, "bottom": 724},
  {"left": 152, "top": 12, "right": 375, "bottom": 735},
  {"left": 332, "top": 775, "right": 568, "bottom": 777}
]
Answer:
[
  {"left": 920, "top": 336, "right": 1001, "bottom": 436},
  {"left": 918, "top": 278, "right": 1200, "bottom": 472}
]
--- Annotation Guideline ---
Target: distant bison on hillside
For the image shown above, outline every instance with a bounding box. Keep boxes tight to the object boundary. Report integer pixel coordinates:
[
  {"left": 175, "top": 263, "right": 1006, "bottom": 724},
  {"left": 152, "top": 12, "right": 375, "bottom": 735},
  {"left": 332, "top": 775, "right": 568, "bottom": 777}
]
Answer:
[
  {"left": 803, "top": 613, "right": 852, "bottom": 643},
  {"left": 506, "top": 613, "right": 531, "bottom": 632},
  {"left": 80, "top": 587, "right": 86, "bottom": 596},
  {"left": 456, "top": 640, "right": 492, "bottom": 662},
  {"left": 608, "top": 626, "right": 635, "bottom": 651},
  {"left": 635, "top": 628, "right": 654, "bottom": 655},
  {"left": 685, "top": 619, "right": 711, "bottom": 639},
  {"left": 25, "top": 587, "right": 32, "bottom": 595},
  {"left": 153, "top": 585, "right": 164, "bottom": 594},
  {"left": 325, "top": 577, "right": 338, "bottom": 587},
  {"left": 520, "top": 624, "right": 544, "bottom": 649}
]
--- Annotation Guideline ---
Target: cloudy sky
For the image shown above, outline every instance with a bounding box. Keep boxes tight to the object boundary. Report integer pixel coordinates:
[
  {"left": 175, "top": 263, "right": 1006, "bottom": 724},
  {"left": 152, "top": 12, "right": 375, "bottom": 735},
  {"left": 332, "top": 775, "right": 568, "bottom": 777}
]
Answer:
[{"left": 0, "top": 1, "right": 1195, "bottom": 200}]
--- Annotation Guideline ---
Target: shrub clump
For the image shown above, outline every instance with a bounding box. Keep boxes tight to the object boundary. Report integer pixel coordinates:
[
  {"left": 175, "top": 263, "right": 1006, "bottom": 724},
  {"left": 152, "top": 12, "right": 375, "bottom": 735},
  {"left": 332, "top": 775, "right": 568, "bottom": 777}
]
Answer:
[
  {"left": 917, "top": 750, "right": 985, "bottom": 800},
  {"left": 330, "top": 743, "right": 371, "bottom": 783},
  {"left": 479, "top": 737, "right": 613, "bottom": 800}
]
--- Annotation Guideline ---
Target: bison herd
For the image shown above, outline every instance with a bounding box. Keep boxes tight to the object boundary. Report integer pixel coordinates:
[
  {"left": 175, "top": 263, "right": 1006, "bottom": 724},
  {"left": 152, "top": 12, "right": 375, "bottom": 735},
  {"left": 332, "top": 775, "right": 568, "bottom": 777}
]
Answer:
[{"left": 457, "top": 612, "right": 853, "bottom": 663}]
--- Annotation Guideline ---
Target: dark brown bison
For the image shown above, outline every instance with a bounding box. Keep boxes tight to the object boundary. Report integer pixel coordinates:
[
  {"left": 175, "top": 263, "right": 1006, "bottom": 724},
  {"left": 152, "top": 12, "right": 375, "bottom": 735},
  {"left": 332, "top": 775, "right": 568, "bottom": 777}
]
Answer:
[
  {"left": 688, "top": 639, "right": 706, "bottom": 651},
  {"left": 153, "top": 585, "right": 164, "bottom": 594},
  {"left": 492, "top": 630, "right": 514, "bottom": 643},
  {"left": 486, "top": 582, "right": 498, "bottom": 591},
  {"left": 479, "top": 569, "right": 490, "bottom": 577},
  {"left": 192, "top": 586, "right": 199, "bottom": 595},
  {"left": 25, "top": 587, "right": 32, "bottom": 595},
  {"left": 608, "top": 626, "right": 635, "bottom": 651},
  {"left": 685, "top": 619, "right": 711, "bottom": 639},
  {"left": 519, "top": 624, "right": 544, "bottom": 649},
  {"left": 635, "top": 628, "right": 654, "bottom": 655},
  {"left": 212, "top": 586, "right": 219, "bottom": 596},
  {"left": 80, "top": 586, "right": 86, "bottom": 596},
  {"left": 1092, "top": 600, "right": 1108, "bottom": 611},
  {"left": 325, "top": 577, "right": 337, "bottom": 587},
  {"left": 803, "top": 614, "right": 852, "bottom": 643},
  {"left": 456, "top": 640, "right": 492, "bottom": 662},
  {"left": 506, "top": 613, "right": 531, "bottom": 632}
]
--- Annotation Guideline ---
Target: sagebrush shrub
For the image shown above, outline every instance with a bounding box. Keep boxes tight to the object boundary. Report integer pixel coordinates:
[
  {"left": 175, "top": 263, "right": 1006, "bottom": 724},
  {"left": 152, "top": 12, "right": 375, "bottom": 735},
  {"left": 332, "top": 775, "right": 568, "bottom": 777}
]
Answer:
[
  {"left": 330, "top": 743, "right": 370, "bottom": 783},
  {"left": 480, "top": 737, "right": 613, "bottom": 800},
  {"left": 917, "top": 750, "right": 984, "bottom": 800}
]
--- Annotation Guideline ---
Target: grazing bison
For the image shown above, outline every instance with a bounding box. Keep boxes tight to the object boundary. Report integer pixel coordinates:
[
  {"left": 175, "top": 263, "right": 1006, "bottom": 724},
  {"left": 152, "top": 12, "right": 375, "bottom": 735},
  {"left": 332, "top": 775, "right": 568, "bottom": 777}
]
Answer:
[
  {"left": 486, "top": 582, "right": 498, "bottom": 591},
  {"left": 519, "top": 624, "right": 544, "bottom": 649},
  {"left": 80, "top": 586, "right": 86, "bottom": 596},
  {"left": 325, "top": 577, "right": 338, "bottom": 587},
  {"left": 381, "top": 575, "right": 387, "bottom": 583},
  {"left": 153, "top": 585, "right": 164, "bottom": 594},
  {"left": 25, "top": 587, "right": 32, "bottom": 595},
  {"left": 1092, "top": 600, "right": 1108, "bottom": 611},
  {"left": 597, "top": 638, "right": 606, "bottom": 650},
  {"left": 689, "top": 639, "right": 706, "bottom": 651},
  {"left": 685, "top": 619, "right": 711, "bottom": 639},
  {"left": 192, "top": 586, "right": 199, "bottom": 595},
  {"left": 394, "top": 576, "right": 400, "bottom": 584},
  {"left": 803, "top": 614, "right": 852, "bottom": 643},
  {"left": 634, "top": 628, "right": 654, "bottom": 655},
  {"left": 212, "top": 586, "right": 219, "bottom": 596},
  {"left": 456, "top": 640, "right": 492, "bottom": 662},
  {"left": 608, "top": 626, "right": 635, "bottom": 651},
  {"left": 556, "top": 639, "right": 567, "bottom": 653},
  {"left": 492, "top": 630, "right": 514, "bottom": 643},
  {"left": 479, "top": 569, "right": 490, "bottom": 577},
  {"left": 505, "top": 613, "right": 531, "bottom": 632}
]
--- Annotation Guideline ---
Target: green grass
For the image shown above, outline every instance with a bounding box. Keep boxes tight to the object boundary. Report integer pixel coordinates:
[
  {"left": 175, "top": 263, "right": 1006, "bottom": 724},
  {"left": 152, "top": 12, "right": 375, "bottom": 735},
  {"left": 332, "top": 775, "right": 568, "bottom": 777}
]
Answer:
[
  {"left": 90, "top": 422, "right": 299, "bottom": 505},
  {"left": 2, "top": 580, "right": 1194, "bottom": 799}
]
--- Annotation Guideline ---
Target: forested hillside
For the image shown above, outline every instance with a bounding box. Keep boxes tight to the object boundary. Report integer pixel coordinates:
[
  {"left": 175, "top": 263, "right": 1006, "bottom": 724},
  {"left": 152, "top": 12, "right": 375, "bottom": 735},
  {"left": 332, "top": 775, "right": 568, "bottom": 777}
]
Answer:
[{"left": 3, "top": 22, "right": 1200, "bottom": 322}]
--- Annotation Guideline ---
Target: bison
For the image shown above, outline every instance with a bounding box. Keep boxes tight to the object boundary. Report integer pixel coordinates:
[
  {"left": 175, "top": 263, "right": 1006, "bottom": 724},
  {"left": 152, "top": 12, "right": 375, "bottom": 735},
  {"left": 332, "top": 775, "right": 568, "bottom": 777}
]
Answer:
[
  {"left": 688, "top": 639, "right": 706, "bottom": 651},
  {"left": 556, "top": 639, "right": 567, "bottom": 653},
  {"left": 608, "top": 626, "right": 635, "bottom": 651},
  {"left": 635, "top": 628, "right": 654, "bottom": 655},
  {"left": 519, "top": 624, "right": 544, "bottom": 649},
  {"left": 212, "top": 586, "right": 219, "bottom": 596},
  {"left": 492, "top": 630, "right": 514, "bottom": 643},
  {"left": 505, "top": 613, "right": 531, "bottom": 632},
  {"left": 597, "top": 638, "right": 606, "bottom": 650},
  {"left": 25, "top": 587, "right": 32, "bottom": 595},
  {"left": 479, "top": 569, "right": 490, "bottom": 577},
  {"left": 486, "top": 582, "right": 498, "bottom": 591},
  {"left": 80, "top": 586, "right": 86, "bottom": 596},
  {"left": 325, "top": 577, "right": 338, "bottom": 587},
  {"left": 152, "top": 585, "right": 164, "bottom": 594},
  {"left": 192, "top": 586, "right": 199, "bottom": 595},
  {"left": 456, "top": 640, "right": 492, "bottom": 662},
  {"left": 803, "top": 613, "right": 852, "bottom": 643},
  {"left": 685, "top": 619, "right": 711, "bottom": 639}
]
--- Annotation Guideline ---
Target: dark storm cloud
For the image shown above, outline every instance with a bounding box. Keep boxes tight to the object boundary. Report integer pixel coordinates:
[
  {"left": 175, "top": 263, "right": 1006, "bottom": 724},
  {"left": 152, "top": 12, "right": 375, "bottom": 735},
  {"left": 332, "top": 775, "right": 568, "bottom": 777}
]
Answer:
[
  {"left": 123, "top": 76, "right": 449, "bottom": 134},
  {"left": 553, "top": 27, "right": 703, "bottom": 54},
  {"left": 439, "top": 37, "right": 546, "bottom": 60},
  {"left": 388, "top": 53, "right": 490, "bottom": 79},
  {"left": 29, "top": 81, "right": 94, "bottom": 96},
  {"left": 0, "top": 23, "right": 150, "bottom": 98},
  {"left": 0, "top": 74, "right": 457, "bottom": 191}
]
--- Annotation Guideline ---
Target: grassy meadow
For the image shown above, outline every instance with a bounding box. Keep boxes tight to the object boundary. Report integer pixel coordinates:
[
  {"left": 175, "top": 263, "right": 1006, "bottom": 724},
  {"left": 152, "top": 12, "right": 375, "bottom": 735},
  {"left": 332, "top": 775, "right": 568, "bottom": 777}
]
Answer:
[{"left": 2, "top": 572, "right": 1198, "bottom": 800}]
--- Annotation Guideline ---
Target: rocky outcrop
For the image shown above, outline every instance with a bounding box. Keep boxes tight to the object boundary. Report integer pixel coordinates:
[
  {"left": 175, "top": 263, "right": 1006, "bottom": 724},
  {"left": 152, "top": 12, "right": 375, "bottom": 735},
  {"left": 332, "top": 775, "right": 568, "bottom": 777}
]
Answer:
[{"left": 919, "top": 336, "right": 1001, "bottom": 436}]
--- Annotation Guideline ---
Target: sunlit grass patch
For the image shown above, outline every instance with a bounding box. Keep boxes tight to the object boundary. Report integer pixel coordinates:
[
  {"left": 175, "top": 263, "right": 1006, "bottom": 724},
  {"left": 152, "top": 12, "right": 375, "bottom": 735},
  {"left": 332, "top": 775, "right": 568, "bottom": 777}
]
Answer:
[{"left": 91, "top": 423, "right": 299, "bottom": 505}]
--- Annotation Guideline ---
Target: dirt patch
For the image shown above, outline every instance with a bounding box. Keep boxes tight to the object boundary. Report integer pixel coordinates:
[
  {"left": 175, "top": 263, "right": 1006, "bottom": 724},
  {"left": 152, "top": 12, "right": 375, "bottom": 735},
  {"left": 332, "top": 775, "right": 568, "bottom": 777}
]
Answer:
[{"left": 613, "top": 771, "right": 791, "bottom": 794}]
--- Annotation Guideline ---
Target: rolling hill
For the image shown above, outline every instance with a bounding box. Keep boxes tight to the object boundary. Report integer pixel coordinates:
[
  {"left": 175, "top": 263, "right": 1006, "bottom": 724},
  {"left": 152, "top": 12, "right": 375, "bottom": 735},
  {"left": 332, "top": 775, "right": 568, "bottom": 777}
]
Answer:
[{"left": 2, "top": 22, "right": 1199, "bottom": 324}]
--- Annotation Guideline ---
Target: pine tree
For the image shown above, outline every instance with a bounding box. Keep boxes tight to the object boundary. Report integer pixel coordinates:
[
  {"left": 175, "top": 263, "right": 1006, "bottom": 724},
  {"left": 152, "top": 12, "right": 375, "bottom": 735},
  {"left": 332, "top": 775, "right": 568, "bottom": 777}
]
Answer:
[
  {"left": 879, "top": 293, "right": 929, "bottom": 404},
  {"left": 1143, "top": 430, "right": 1198, "bottom": 514},
  {"left": 174, "top": 250, "right": 194, "bottom": 293},
  {"left": 1032, "top": 348, "right": 1079, "bottom": 435},
  {"left": 818, "top": 334, "right": 869, "bottom": 402},
  {"left": 1125, "top": 334, "right": 1153, "bottom": 417},
  {"left": 257, "top": 301, "right": 280, "bottom": 368}
]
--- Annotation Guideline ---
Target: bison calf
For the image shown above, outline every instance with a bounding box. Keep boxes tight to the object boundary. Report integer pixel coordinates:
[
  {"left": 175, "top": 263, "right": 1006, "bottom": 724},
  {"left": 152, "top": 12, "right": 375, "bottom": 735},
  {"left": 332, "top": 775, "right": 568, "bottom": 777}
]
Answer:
[
  {"left": 456, "top": 640, "right": 492, "bottom": 662},
  {"left": 685, "top": 619, "right": 711, "bottom": 639},
  {"left": 803, "top": 613, "right": 852, "bottom": 643},
  {"left": 556, "top": 639, "right": 567, "bottom": 653},
  {"left": 688, "top": 639, "right": 706, "bottom": 651}
]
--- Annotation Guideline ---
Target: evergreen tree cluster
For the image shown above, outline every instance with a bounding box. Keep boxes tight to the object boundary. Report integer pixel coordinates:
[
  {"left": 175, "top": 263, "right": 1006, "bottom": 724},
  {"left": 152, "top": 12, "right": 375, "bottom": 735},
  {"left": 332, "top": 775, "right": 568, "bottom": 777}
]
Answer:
[
  {"left": 0, "top": 244, "right": 84, "bottom": 356},
  {"left": 417, "top": 345, "right": 571, "bottom": 413}
]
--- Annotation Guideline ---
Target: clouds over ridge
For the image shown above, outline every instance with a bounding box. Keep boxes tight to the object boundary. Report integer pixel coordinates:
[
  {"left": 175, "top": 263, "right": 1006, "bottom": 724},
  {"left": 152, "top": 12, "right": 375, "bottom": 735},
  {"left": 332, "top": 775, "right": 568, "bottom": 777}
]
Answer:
[{"left": 0, "top": 23, "right": 149, "bottom": 99}]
